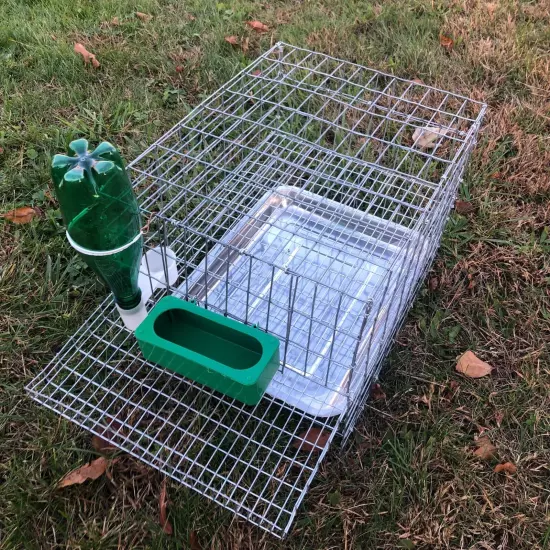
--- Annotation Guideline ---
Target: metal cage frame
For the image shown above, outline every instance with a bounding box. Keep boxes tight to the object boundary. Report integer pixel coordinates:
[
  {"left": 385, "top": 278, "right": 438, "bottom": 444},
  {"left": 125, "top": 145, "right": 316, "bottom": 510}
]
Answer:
[{"left": 27, "top": 43, "right": 486, "bottom": 537}]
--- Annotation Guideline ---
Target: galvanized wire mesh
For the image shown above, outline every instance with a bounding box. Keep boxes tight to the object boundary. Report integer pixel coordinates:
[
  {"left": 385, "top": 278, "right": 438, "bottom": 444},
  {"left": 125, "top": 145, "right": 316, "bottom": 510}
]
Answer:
[{"left": 27, "top": 43, "right": 485, "bottom": 536}]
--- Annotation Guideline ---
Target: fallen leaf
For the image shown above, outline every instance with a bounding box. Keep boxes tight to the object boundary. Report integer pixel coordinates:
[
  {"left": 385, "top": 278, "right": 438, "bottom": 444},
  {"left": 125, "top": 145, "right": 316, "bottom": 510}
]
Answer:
[
  {"left": 449, "top": 380, "right": 459, "bottom": 392},
  {"left": 175, "top": 65, "right": 184, "bottom": 73},
  {"left": 494, "top": 410, "right": 504, "bottom": 427},
  {"left": 428, "top": 277, "right": 439, "bottom": 291},
  {"left": 241, "top": 36, "right": 250, "bottom": 53},
  {"left": 294, "top": 427, "right": 330, "bottom": 452},
  {"left": 371, "top": 383, "right": 386, "bottom": 401},
  {"left": 2, "top": 206, "right": 38, "bottom": 224},
  {"left": 494, "top": 462, "right": 517, "bottom": 474},
  {"left": 111, "top": 16, "right": 120, "bottom": 26},
  {"left": 473, "top": 435, "right": 497, "bottom": 460},
  {"left": 189, "top": 531, "right": 202, "bottom": 550},
  {"left": 0, "top": 147, "right": 4, "bottom": 154},
  {"left": 225, "top": 35, "right": 239, "bottom": 45},
  {"left": 251, "top": 69, "right": 262, "bottom": 76},
  {"left": 136, "top": 11, "right": 153, "bottom": 22},
  {"left": 185, "top": 13, "right": 196, "bottom": 21},
  {"left": 57, "top": 457, "right": 109, "bottom": 488},
  {"left": 455, "top": 200, "right": 475, "bottom": 214},
  {"left": 456, "top": 351, "right": 493, "bottom": 378},
  {"left": 412, "top": 126, "right": 448, "bottom": 149},
  {"left": 247, "top": 20, "right": 269, "bottom": 33},
  {"left": 159, "top": 478, "right": 173, "bottom": 535},
  {"left": 92, "top": 434, "right": 117, "bottom": 454},
  {"left": 412, "top": 77, "right": 425, "bottom": 85},
  {"left": 74, "top": 43, "right": 100, "bottom": 68},
  {"left": 439, "top": 34, "right": 454, "bottom": 51}
]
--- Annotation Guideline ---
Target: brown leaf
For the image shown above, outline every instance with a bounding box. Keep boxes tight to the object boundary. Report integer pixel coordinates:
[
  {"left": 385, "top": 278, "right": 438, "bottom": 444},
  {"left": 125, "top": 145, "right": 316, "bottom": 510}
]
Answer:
[
  {"left": 186, "top": 14, "right": 196, "bottom": 21},
  {"left": 2, "top": 206, "right": 38, "bottom": 224},
  {"left": 225, "top": 35, "right": 239, "bottom": 45},
  {"left": 247, "top": 20, "right": 269, "bottom": 33},
  {"left": 136, "top": 11, "right": 153, "bottom": 22},
  {"left": 494, "top": 410, "right": 504, "bottom": 427},
  {"left": 428, "top": 277, "right": 439, "bottom": 291},
  {"left": 91, "top": 433, "right": 117, "bottom": 454},
  {"left": 189, "top": 531, "right": 203, "bottom": 550},
  {"left": 439, "top": 34, "right": 454, "bottom": 51},
  {"left": 455, "top": 200, "right": 475, "bottom": 214},
  {"left": 251, "top": 69, "right": 262, "bottom": 76},
  {"left": 111, "top": 16, "right": 120, "bottom": 26},
  {"left": 0, "top": 147, "right": 4, "bottom": 154},
  {"left": 74, "top": 43, "right": 100, "bottom": 68},
  {"left": 473, "top": 435, "right": 497, "bottom": 460},
  {"left": 175, "top": 65, "right": 184, "bottom": 73},
  {"left": 412, "top": 126, "right": 448, "bottom": 149},
  {"left": 412, "top": 77, "right": 425, "bottom": 85},
  {"left": 456, "top": 351, "right": 493, "bottom": 378},
  {"left": 159, "top": 478, "right": 173, "bottom": 535},
  {"left": 371, "top": 383, "right": 386, "bottom": 401},
  {"left": 494, "top": 461, "right": 517, "bottom": 474},
  {"left": 241, "top": 36, "right": 250, "bottom": 53},
  {"left": 57, "top": 457, "right": 109, "bottom": 488},
  {"left": 293, "top": 427, "right": 330, "bottom": 452}
]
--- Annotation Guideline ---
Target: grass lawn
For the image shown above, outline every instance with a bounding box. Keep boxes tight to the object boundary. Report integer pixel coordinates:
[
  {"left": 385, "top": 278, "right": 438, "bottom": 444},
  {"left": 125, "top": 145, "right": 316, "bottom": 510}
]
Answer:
[{"left": 1, "top": 0, "right": 549, "bottom": 548}]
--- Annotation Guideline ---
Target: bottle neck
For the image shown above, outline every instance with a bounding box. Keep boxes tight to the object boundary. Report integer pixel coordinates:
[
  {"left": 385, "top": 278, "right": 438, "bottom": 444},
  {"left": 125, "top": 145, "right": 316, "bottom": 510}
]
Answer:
[{"left": 115, "top": 289, "right": 142, "bottom": 310}]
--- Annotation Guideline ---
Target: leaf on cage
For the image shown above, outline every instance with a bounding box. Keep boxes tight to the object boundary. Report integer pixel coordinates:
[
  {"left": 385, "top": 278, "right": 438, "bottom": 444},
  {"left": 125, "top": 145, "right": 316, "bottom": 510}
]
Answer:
[
  {"left": 439, "top": 34, "right": 454, "bottom": 51},
  {"left": 456, "top": 351, "right": 493, "bottom": 378},
  {"left": 159, "top": 478, "right": 173, "bottom": 535},
  {"left": 57, "top": 457, "right": 109, "bottom": 488},
  {"left": 74, "top": 43, "right": 100, "bottom": 68},
  {"left": 412, "top": 77, "right": 425, "bottom": 85},
  {"left": 2, "top": 206, "right": 39, "bottom": 224},
  {"left": 247, "top": 20, "right": 269, "bottom": 33},
  {"left": 455, "top": 200, "right": 475, "bottom": 214},
  {"left": 225, "top": 35, "right": 239, "bottom": 45},
  {"left": 473, "top": 435, "right": 497, "bottom": 460},
  {"left": 293, "top": 427, "right": 330, "bottom": 452},
  {"left": 189, "top": 531, "right": 203, "bottom": 550},
  {"left": 412, "top": 126, "right": 448, "bottom": 149},
  {"left": 494, "top": 461, "right": 517, "bottom": 474},
  {"left": 371, "top": 383, "right": 386, "bottom": 401},
  {"left": 136, "top": 11, "right": 153, "bottom": 22}
]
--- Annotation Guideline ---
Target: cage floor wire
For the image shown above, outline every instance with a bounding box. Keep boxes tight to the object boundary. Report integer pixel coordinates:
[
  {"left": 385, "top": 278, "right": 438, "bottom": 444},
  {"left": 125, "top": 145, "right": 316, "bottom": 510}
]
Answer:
[{"left": 27, "top": 43, "right": 485, "bottom": 537}]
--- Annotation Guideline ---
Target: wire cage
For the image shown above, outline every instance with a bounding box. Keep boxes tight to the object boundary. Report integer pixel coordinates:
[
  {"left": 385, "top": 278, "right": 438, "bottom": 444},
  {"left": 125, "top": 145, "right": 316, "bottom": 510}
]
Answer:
[{"left": 27, "top": 43, "right": 486, "bottom": 537}]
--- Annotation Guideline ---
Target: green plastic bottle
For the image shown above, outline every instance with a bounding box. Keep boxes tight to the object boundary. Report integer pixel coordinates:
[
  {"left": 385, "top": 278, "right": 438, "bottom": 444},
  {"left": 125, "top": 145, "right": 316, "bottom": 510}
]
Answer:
[{"left": 51, "top": 139, "right": 147, "bottom": 330}]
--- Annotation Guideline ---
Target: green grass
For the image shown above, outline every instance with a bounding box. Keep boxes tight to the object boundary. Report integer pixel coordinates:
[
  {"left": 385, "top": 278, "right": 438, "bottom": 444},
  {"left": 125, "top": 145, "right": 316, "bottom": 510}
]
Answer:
[{"left": 1, "top": 0, "right": 549, "bottom": 548}]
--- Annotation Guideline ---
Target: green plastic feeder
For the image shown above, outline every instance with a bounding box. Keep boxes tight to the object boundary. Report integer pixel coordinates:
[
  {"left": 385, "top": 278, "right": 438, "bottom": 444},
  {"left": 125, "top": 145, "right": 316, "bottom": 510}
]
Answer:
[{"left": 135, "top": 296, "right": 281, "bottom": 405}]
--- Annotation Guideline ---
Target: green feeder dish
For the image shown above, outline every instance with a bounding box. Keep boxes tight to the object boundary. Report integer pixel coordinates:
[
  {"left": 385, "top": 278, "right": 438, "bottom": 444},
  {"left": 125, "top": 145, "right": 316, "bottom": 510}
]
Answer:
[{"left": 135, "top": 296, "right": 281, "bottom": 405}]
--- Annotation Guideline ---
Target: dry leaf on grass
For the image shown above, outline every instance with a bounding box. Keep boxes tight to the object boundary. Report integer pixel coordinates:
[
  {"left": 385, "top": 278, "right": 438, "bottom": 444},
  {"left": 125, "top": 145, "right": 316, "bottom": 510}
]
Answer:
[
  {"left": 74, "top": 43, "right": 100, "bottom": 68},
  {"left": 456, "top": 351, "right": 493, "bottom": 378},
  {"left": 224, "top": 35, "right": 239, "bottom": 45},
  {"left": 2, "top": 206, "right": 39, "bottom": 224},
  {"left": 175, "top": 65, "right": 183, "bottom": 73},
  {"left": 247, "top": 20, "right": 269, "bottom": 33},
  {"left": 412, "top": 77, "right": 425, "bottom": 85},
  {"left": 57, "top": 457, "right": 109, "bottom": 488},
  {"left": 439, "top": 34, "right": 454, "bottom": 51},
  {"left": 293, "top": 427, "right": 330, "bottom": 452},
  {"left": 412, "top": 126, "right": 448, "bottom": 149},
  {"left": 189, "top": 531, "right": 203, "bottom": 550},
  {"left": 159, "top": 478, "right": 173, "bottom": 535},
  {"left": 494, "top": 410, "right": 504, "bottom": 427},
  {"left": 428, "top": 277, "right": 439, "bottom": 291},
  {"left": 473, "top": 435, "right": 497, "bottom": 460},
  {"left": 136, "top": 11, "right": 153, "bottom": 22},
  {"left": 494, "top": 462, "right": 517, "bottom": 474},
  {"left": 455, "top": 200, "right": 475, "bottom": 214},
  {"left": 371, "top": 383, "right": 386, "bottom": 401}
]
